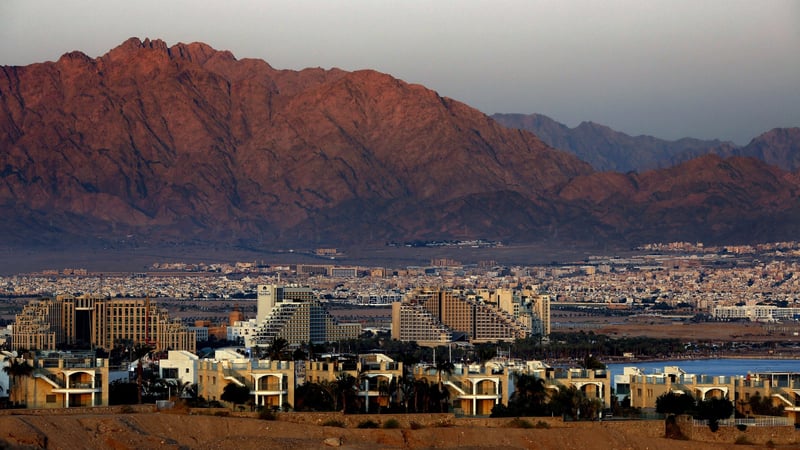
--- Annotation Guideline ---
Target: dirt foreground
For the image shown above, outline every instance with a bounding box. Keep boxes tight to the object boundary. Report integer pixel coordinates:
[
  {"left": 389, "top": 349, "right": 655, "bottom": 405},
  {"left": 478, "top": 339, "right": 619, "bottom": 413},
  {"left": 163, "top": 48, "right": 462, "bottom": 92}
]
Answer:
[{"left": 0, "top": 410, "right": 779, "bottom": 450}]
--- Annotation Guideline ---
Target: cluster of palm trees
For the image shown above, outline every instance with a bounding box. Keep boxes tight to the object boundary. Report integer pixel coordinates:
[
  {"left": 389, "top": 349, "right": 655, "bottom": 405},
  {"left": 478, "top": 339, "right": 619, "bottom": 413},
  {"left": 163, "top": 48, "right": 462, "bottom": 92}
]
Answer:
[
  {"left": 490, "top": 373, "right": 603, "bottom": 419},
  {"left": 292, "top": 359, "right": 457, "bottom": 414}
]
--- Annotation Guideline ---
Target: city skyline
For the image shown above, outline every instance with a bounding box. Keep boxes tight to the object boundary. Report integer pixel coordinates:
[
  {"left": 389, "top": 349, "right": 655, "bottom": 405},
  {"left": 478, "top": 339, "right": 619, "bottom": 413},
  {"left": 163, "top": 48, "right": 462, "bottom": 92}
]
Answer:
[{"left": 2, "top": 1, "right": 799, "bottom": 144}]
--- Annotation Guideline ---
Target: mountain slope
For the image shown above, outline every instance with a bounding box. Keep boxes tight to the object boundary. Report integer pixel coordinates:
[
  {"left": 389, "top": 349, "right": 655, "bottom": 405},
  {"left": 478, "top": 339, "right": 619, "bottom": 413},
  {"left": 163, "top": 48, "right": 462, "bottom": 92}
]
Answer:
[
  {"left": 0, "top": 38, "right": 592, "bottom": 247},
  {"left": 2, "top": 38, "right": 799, "bottom": 249}
]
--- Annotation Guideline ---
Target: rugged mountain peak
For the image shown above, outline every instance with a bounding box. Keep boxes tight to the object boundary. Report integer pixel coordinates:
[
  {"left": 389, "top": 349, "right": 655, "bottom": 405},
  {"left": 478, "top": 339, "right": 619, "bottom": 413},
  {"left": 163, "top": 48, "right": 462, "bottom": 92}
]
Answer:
[
  {"left": 1, "top": 39, "right": 798, "bottom": 248},
  {"left": 101, "top": 37, "right": 235, "bottom": 67},
  {"left": 740, "top": 127, "right": 800, "bottom": 171}
]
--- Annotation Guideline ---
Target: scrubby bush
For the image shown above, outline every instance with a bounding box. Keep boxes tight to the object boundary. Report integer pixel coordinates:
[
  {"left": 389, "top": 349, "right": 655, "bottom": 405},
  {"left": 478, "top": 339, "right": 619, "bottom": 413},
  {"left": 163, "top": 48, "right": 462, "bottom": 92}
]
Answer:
[
  {"left": 258, "top": 408, "right": 276, "bottom": 420},
  {"left": 382, "top": 419, "right": 401, "bottom": 429},
  {"left": 409, "top": 421, "right": 425, "bottom": 430},
  {"left": 506, "top": 418, "right": 534, "bottom": 429},
  {"left": 534, "top": 420, "right": 550, "bottom": 429},
  {"left": 356, "top": 420, "right": 379, "bottom": 429}
]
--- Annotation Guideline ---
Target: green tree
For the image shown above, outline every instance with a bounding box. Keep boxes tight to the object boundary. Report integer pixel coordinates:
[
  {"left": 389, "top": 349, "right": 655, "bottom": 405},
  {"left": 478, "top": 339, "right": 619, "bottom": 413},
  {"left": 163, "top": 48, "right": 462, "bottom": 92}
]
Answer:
[
  {"left": 109, "top": 380, "right": 139, "bottom": 405},
  {"left": 581, "top": 355, "right": 606, "bottom": 370},
  {"left": 695, "top": 397, "right": 734, "bottom": 432},
  {"left": 655, "top": 391, "right": 696, "bottom": 416},
  {"left": 220, "top": 382, "right": 251, "bottom": 410},
  {"left": 294, "top": 382, "right": 335, "bottom": 411},
  {"left": 748, "top": 392, "right": 784, "bottom": 416}
]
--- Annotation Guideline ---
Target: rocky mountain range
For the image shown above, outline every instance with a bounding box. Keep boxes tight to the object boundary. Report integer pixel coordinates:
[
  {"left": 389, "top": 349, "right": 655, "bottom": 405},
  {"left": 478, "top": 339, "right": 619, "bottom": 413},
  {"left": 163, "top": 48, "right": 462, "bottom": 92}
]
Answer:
[
  {"left": 492, "top": 113, "right": 800, "bottom": 174},
  {"left": 1, "top": 38, "right": 799, "bottom": 250}
]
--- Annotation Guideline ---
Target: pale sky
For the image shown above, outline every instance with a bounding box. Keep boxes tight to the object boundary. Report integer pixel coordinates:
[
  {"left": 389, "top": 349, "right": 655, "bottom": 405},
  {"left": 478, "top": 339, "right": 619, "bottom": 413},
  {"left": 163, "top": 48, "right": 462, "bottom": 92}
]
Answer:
[{"left": 1, "top": 0, "right": 799, "bottom": 144}]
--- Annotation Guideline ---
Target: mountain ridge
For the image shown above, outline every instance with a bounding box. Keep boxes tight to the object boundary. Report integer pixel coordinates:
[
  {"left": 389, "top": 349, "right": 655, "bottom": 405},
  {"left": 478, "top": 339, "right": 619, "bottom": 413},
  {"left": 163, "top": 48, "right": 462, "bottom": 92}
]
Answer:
[
  {"left": 1, "top": 38, "right": 799, "bottom": 250},
  {"left": 492, "top": 112, "right": 799, "bottom": 173}
]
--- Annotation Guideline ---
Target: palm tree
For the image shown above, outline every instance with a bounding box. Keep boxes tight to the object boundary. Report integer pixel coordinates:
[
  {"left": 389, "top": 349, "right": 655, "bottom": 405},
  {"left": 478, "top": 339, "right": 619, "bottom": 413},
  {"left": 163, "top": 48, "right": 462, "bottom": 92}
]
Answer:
[
  {"left": 334, "top": 374, "right": 358, "bottom": 413},
  {"left": 509, "top": 373, "right": 548, "bottom": 415},
  {"left": 268, "top": 337, "right": 289, "bottom": 361},
  {"left": 435, "top": 360, "right": 455, "bottom": 412},
  {"left": 3, "top": 358, "right": 33, "bottom": 406},
  {"left": 132, "top": 344, "right": 153, "bottom": 404}
]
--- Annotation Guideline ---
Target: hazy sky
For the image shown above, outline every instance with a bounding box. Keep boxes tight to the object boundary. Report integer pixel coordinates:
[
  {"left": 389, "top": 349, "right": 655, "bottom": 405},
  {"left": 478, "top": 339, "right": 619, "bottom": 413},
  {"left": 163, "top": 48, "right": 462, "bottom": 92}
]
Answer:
[{"left": 2, "top": 1, "right": 798, "bottom": 144}]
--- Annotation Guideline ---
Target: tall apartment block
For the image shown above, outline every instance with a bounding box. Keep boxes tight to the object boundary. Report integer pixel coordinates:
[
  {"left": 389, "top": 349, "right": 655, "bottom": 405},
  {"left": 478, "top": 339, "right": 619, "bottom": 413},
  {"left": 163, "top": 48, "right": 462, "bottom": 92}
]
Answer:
[
  {"left": 12, "top": 294, "right": 195, "bottom": 352},
  {"left": 392, "top": 288, "right": 540, "bottom": 345},
  {"left": 253, "top": 285, "right": 360, "bottom": 346}
]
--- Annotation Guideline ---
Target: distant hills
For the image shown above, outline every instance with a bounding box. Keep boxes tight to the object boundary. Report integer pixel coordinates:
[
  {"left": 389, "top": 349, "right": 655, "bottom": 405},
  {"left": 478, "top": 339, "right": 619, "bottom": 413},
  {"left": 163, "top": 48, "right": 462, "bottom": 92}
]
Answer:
[
  {"left": 1, "top": 38, "right": 799, "bottom": 250},
  {"left": 492, "top": 113, "right": 800, "bottom": 173}
]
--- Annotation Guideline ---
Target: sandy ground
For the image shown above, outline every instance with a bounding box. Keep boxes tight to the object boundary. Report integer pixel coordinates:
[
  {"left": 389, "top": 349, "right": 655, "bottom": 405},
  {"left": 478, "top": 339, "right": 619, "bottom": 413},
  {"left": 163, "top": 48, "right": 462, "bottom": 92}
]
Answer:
[{"left": 0, "top": 411, "right": 777, "bottom": 450}]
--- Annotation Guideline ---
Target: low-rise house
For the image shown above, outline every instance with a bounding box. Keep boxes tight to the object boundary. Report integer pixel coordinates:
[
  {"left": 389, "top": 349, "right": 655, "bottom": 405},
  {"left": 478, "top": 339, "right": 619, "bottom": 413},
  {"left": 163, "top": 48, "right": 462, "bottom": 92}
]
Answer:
[
  {"left": 11, "top": 352, "right": 109, "bottom": 408},
  {"left": 196, "top": 354, "right": 295, "bottom": 410},
  {"left": 304, "top": 353, "right": 403, "bottom": 413}
]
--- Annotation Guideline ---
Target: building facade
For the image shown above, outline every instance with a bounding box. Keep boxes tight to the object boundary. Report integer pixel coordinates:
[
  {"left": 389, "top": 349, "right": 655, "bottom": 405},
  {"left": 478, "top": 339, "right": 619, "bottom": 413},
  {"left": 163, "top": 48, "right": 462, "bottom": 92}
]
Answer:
[
  {"left": 10, "top": 352, "right": 110, "bottom": 409},
  {"left": 392, "top": 288, "right": 536, "bottom": 345},
  {"left": 254, "top": 285, "right": 360, "bottom": 346},
  {"left": 12, "top": 294, "right": 195, "bottom": 353}
]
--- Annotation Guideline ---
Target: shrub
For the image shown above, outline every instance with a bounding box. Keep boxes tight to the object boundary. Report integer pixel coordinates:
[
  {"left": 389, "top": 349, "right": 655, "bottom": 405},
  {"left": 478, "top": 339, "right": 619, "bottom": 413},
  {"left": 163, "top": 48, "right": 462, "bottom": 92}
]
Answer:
[
  {"left": 734, "top": 435, "right": 752, "bottom": 445},
  {"left": 120, "top": 405, "right": 136, "bottom": 414},
  {"left": 534, "top": 420, "right": 551, "bottom": 429},
  {"left": 433, "top": 420, "right": 454, "bottom": 428},
  {"left": 765, "top": 440, "right": 776, "bottom": 448},
  {"left": 736, "top": 424, "right": 747, "bottom": 431},
  {"left": 356, "top": 420, "right": 379, "bottom": 429},
  {"left": 258, "top": 408, "right": 276, "bottom": 421},
  {"left": 382, "top": 419, "right": 401, "bottom": 429},
  {"left": 322, "top": 419, "right": 346, "bottom": 428},
  {"left": 506, "top": 418, "right": 533, "bottom": 429},
  {"left": 213, "top": 410, "right": 230, "bottom": 417},
  {"left": 409, "top": 421, "right": 425, "bottom": 430}
]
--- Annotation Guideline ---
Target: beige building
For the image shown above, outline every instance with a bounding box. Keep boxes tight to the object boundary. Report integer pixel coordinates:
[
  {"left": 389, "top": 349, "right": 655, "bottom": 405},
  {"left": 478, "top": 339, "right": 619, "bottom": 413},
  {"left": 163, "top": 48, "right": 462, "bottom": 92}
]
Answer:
[
  {"left": 413, "top": 362, "right": 511, "bottom": 416},
  {"left": 254, "top": 285, "right": 360, "bottom": 346},
  {"left": 12, "top": 294, "right": 195, "bottom": 353},
  {"left": 9, "top": 352, "right": 109, "bottom": 409},
  {"left": 615, "top": 365, "right": 800, "bottom": 424},
  {"left": 304, "top": 353, "right": 403, "bottom": 413},
  {"left": 197, "top": 356, "right": 295, "bottom": 409},
  {"left": 392, "top": 288, "right": 534, "bottom": 344},
  {"left": 391, "top": 302, "right": 452, "bottom": 346},
  {"left": 410, "top": 359, "right": 610, "bottom": 416}
]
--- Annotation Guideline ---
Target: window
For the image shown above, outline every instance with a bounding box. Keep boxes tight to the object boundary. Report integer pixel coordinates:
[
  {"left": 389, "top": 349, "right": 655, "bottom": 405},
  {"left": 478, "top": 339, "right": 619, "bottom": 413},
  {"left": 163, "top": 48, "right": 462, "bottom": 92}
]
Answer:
[{"left": 46, "top": 395, "right": 57, "bottom": 403}]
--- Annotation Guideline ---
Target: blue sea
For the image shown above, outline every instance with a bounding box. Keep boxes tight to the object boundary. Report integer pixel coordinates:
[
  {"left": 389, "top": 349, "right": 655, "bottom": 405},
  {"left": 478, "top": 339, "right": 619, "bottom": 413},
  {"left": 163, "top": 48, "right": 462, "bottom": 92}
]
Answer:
[{"left": 607, "top": 358, "right": 800, "bottom": 387}]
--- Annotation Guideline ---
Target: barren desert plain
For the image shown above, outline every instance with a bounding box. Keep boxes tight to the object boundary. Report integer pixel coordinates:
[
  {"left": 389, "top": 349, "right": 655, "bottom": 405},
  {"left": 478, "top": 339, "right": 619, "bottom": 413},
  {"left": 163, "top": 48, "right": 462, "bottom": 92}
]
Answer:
[{"left": 0, "top": 407, "right": 792, "bottom": 450}]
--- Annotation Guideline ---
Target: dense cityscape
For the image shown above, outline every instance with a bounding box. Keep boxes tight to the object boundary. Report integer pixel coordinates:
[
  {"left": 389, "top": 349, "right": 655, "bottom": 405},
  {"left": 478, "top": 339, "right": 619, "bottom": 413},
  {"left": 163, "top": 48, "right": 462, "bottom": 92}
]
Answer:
[{"left": 0, "top": 242, "right": 798, "bottom": 434}]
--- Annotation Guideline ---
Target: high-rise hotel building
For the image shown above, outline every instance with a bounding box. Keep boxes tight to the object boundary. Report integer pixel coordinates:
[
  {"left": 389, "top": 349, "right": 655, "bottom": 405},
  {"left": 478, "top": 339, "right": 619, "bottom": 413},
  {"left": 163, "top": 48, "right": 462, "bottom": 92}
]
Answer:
[
  {"left": 12, "top": 294, "right": 195, "bottom": 352},
  {"left": 392, "top": 288, "right": 545, "bottom": 345},
  {"left": 252, "top": 284, "right": 360, "bottom": 346}
]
